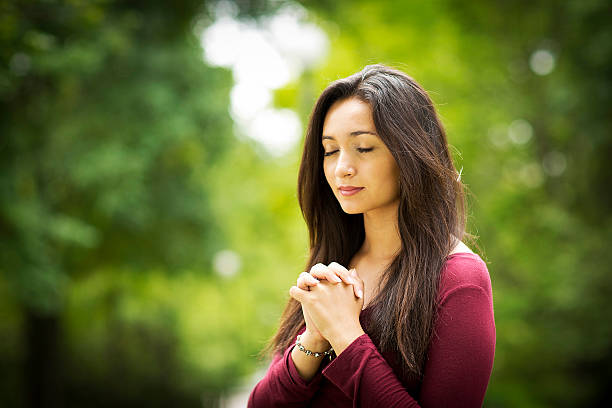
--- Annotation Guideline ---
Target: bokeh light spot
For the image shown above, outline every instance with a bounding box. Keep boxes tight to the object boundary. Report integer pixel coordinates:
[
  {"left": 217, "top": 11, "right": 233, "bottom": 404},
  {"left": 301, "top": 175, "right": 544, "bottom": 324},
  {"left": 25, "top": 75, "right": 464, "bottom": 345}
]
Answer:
[
  {"left": 213, "top": 250, "right": 242, "bottom": 279},
  {"left": 529, "top": 49, "right": 556, "bottom": 76},
  {"left": 542, "top": 151, "right": 567, "bottom": 176},
  {"left": 508, "top": 119, "right": 533, "bottom": 145}
]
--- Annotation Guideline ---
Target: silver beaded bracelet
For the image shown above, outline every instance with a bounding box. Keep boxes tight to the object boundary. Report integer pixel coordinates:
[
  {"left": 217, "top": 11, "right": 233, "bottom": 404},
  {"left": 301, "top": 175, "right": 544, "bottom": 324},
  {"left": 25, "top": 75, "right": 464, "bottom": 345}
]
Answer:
[{"left": 295, "top": 334, "right": 334, "bottom": 358}]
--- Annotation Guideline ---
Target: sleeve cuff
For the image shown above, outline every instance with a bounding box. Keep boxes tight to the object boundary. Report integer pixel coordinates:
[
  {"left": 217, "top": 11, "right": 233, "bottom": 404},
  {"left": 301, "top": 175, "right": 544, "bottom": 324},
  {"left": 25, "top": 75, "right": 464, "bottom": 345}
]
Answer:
[{"left": 321, "top": 333, "right": 375, "bottom": 383}]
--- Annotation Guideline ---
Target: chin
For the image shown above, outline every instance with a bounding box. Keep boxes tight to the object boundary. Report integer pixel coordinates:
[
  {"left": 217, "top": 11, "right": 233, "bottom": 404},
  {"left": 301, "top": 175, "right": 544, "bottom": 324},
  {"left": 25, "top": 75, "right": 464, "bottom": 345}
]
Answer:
[{"left": 338, "top": 203, "right": 366, "bottom": 215}]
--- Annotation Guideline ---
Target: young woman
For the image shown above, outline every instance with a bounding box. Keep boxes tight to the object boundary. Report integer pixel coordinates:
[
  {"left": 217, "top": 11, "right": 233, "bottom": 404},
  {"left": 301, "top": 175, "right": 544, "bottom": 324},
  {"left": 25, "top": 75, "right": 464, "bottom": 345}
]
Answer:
[{"left": 248, "top": 64, "right": 495, "bottom": 407}]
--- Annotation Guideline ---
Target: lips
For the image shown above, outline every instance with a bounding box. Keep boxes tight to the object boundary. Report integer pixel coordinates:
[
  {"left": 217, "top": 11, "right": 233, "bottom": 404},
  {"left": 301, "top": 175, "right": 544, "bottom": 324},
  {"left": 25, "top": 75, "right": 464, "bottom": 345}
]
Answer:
[{"left": 338, "top": 186, "right": 364, "bottom": 196}]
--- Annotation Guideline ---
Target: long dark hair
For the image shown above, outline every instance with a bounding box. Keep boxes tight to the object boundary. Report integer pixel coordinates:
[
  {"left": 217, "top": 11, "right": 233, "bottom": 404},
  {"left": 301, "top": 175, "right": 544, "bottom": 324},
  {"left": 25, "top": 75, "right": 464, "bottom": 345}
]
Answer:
[{"left": 269, "top": 64, "right": 469, "bottom": 382}]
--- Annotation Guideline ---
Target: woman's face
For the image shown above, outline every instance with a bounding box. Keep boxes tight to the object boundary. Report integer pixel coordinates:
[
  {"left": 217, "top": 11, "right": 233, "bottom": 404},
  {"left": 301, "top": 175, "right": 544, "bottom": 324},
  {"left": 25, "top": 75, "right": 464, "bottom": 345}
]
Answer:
[{"left": 322, "top": 97, "right": 400, "bottom": 215}]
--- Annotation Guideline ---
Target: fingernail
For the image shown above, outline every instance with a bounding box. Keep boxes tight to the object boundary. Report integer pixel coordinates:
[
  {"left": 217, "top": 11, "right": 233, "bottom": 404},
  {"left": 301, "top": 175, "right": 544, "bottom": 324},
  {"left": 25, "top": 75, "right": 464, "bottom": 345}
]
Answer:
[
  {"left": 357, "top": 289, "right": 363, "bottom": 298},
  {"left": 350, "top": 268, "right": 357, "bottom": 276}
]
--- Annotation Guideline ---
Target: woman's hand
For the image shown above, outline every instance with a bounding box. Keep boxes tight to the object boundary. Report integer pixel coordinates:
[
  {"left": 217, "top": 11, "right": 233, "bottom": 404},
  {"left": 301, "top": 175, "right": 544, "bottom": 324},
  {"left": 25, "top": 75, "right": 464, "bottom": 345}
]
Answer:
[
  {"left": 290, "top": 269, "right": 366, "bottom": 355},
  {"left": 296, "top": 271, "right": 327, "bottom": 342},
  {"left": 294, "top": 262, "right": 364, "bottom": 348},
  {"left": 306, "top": 262, "right": 364, "bottom": 299}
]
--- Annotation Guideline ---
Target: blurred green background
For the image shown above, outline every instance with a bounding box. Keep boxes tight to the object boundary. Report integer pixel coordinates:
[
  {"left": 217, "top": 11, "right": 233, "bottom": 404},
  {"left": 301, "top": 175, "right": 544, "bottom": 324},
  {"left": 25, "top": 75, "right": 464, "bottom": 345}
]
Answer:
[{"left": 1, "top": 0, "right": 610, "bottom": 407}]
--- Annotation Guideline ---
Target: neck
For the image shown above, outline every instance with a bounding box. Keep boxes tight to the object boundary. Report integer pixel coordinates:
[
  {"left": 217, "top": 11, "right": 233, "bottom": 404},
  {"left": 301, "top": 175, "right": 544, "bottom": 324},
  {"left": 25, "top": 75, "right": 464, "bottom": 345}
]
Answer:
[{"left": 360, "top": 200, "right": 402, "bottom": 261}]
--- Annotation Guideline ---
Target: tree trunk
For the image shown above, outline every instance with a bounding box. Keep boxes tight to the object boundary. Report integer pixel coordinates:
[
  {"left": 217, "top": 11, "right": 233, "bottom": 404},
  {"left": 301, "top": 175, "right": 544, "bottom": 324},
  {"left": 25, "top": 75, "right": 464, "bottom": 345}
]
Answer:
[{"left": 24, "top": 309, "right": 61, "bottom": 408}]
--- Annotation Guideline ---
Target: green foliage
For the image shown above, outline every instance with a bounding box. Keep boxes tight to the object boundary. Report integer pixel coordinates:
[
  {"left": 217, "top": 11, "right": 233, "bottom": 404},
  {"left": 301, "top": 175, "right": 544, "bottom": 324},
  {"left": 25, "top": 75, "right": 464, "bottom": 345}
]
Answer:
[
  {"left": 1, "top": 0, "right": 248, "bottom": 406},
  {"left": 1, "top": 0, "right": 610, "bottom": 406},
  {"left": 1, "top": 0, "right": 235, "bottom": 315}
]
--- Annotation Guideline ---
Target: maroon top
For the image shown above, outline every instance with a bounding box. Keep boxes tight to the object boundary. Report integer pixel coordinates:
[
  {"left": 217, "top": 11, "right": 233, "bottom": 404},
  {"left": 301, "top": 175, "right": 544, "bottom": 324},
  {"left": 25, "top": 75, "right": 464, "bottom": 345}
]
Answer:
[{"left": 248, "top": 252, "right": 495, "bottom": 407}]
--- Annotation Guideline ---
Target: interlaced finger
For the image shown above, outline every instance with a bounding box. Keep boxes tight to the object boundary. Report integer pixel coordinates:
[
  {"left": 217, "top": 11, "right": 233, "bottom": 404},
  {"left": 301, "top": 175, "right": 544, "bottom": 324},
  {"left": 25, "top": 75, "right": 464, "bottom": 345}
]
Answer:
[
  {"left": 327, "top": 262, "right": 357, "bottom": 286},
  {"left": 297, "top": 271, "right": 320, "bottom": 290},
  {"left": 309, "top": 263, "right": 342, "bottom": 283},
  {"left": 327, "top": 262, "right": 362, "bottom": 298}
]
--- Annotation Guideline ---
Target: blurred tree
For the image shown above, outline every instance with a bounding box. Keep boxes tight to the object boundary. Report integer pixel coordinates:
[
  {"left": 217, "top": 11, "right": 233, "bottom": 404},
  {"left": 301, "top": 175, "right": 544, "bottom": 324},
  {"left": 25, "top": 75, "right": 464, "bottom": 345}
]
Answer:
[{"left": 0, "top": 0, "right": 279, "bottom": 406}]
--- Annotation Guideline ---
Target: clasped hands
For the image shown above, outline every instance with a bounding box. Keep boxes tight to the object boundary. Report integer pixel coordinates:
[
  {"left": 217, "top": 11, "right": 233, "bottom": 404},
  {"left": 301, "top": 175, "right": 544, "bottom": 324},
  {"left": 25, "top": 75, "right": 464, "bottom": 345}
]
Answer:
[{"left": 289, "top": 262, "right": 366, "bottom": 356}]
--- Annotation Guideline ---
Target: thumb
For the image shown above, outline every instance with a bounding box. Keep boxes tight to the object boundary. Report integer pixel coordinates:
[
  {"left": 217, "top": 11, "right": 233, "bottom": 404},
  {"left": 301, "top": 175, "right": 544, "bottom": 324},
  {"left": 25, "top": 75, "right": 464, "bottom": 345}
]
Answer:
[
  {"left": 289, "top": 285, "right": 309, "bottom": 303},
  {"left": 350, "top": 268, "right": 364, "bottom": 299}
]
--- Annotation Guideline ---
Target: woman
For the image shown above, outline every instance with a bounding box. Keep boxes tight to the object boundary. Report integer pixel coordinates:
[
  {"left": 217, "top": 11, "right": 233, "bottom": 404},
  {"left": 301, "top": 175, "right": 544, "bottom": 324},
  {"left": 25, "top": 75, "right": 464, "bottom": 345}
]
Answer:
[{"left": 248, "top": 64, "right": 495, "bottom": 407}]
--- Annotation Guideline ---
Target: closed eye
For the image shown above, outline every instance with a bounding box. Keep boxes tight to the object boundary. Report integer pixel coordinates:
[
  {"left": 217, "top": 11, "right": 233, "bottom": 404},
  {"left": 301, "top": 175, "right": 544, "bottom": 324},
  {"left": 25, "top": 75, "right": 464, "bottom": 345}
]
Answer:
[
  {"left": 324, "top": 147, "right": 373, "bottom": 156},
  {"left": 323, "top": 150, "right": 338, "bottom": 157}
]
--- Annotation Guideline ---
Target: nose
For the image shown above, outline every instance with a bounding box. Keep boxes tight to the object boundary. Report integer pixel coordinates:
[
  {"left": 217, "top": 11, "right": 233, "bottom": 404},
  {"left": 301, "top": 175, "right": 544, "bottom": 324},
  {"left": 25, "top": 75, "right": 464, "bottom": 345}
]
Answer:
[{"left": 334, "top": 150, "right": 356, "bottom": 179}]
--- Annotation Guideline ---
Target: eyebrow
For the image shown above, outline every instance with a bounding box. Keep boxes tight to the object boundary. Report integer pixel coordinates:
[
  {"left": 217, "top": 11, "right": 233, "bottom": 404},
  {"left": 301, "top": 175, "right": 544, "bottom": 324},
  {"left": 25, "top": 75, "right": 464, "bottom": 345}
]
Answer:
[{"left": 322, "top": 130, "right": 377, "bottom": 140}]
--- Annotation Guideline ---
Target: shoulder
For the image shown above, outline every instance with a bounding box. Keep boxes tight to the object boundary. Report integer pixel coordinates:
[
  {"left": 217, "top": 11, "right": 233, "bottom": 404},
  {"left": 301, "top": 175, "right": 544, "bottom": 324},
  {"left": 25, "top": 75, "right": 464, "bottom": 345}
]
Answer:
[{"left": 438, "top": 252, "right": 492, "bottom": 303}]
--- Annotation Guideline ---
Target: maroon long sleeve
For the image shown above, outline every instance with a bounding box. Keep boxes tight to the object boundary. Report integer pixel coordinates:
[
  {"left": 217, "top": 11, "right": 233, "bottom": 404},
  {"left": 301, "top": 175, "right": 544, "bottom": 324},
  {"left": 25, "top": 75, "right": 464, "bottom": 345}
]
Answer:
[{"left": 248, "top": 252, "right": 495, "bottom": 407}]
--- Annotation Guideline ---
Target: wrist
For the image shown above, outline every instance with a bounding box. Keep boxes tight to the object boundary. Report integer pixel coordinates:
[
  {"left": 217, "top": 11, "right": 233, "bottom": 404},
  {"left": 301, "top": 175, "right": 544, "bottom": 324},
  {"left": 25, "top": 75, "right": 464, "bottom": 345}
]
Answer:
[
  {"left": 328, "top": 326, "right": 365, "bottom": 356},
  {"left": 300, "top": 329, "right": 330, "bottom": 351}
]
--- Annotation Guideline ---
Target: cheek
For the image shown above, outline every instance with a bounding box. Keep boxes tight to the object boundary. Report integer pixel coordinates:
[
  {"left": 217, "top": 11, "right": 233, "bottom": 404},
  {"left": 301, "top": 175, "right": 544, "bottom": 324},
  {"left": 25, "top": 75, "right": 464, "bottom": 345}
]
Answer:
[
  {"left": 377, "top": 159, "right": 400, "bottom": 195},
  {"left": 323, "top": 162, "right": 334, "bottom": 186}
]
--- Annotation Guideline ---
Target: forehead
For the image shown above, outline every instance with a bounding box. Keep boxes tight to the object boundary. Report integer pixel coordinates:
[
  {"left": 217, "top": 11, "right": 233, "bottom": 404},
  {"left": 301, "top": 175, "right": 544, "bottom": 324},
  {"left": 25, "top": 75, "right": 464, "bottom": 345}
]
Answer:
[{"left": 322, "top": 98, "right": 375, "bottom": 137}]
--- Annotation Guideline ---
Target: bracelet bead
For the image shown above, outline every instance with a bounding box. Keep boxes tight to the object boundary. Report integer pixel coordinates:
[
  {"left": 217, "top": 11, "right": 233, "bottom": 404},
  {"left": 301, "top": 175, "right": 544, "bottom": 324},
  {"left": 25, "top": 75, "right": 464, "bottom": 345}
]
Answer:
[{"left": 295, "top": 334, "right": 334, "bottom": 358}]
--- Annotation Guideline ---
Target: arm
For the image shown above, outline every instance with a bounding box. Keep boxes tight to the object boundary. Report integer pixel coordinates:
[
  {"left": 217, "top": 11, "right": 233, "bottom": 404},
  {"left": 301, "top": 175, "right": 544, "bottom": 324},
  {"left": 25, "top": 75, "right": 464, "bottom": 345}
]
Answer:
[
  {"left": 249, "top": 263, "right": 363, "bottom": 407},
  {"left": 247, "top": 329, "right": 325, "bottom": 408},
  {"left": 291, "top": 329, "right": 333, "bottom": 381},
  {"left": 419, "top": 284, "right": 496, "bottom": 407},
  {"left": 321, "top": 284, "right": 496, "bottom": 408}
]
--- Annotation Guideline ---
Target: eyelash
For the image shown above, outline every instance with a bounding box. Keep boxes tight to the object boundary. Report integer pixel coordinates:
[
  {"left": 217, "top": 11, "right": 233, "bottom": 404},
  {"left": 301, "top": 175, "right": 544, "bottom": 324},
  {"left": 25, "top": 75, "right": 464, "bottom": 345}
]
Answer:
[{"left": 323, "top": 147, "right": 373, "bottom": 157}]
